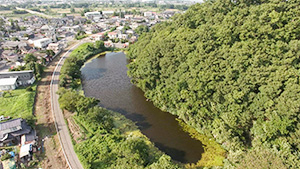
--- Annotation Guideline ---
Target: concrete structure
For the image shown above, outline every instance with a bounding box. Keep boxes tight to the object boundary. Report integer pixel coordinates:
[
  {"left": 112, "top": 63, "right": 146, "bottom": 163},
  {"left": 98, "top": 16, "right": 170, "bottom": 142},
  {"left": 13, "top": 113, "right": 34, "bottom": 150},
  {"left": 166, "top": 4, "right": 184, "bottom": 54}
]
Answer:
[
  {"left": 0, "top": 77, "right": 18, "bottom": 91},
  {"left": 0, "top": 70, "right": 35, "bottom": 86},
  {"left": 33, "top": 38, "right": 52, "bottom": 48}
]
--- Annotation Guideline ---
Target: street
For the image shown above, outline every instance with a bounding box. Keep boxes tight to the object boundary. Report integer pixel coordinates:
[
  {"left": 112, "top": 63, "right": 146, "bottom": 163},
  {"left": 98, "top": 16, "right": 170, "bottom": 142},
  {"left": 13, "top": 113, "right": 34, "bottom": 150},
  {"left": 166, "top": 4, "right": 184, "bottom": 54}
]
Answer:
[{"left": 50, "top": 41, "right": 86, "bottom": 169}]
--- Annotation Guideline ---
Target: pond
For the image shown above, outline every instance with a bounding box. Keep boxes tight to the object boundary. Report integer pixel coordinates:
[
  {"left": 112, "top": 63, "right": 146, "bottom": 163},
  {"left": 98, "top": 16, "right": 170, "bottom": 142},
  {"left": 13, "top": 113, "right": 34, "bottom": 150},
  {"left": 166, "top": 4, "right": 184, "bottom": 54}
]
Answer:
[{"left": 81, "top": 52, "right": 204, "bottom": 163}]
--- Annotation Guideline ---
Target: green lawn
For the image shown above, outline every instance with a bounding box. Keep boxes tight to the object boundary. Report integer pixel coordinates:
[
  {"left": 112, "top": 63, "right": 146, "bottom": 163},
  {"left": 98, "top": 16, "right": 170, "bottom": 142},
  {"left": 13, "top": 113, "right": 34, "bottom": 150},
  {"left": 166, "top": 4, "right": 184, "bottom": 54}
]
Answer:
[
  {"left": 0, "top": 85, "right": 36, "bottom": 125},
  {"left": 2, "top": 12, "right": 34, "bottom": 19}
]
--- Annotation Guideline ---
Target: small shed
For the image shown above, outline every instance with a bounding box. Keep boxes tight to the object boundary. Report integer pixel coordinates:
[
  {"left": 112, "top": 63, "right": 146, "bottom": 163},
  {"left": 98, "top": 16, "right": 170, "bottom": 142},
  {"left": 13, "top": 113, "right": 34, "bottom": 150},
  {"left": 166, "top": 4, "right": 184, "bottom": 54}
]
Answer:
[
  {"left": 19, "top": 143, "right": 32, "bottom": 158},
  {"left": 0, "top": 78, "right": 18, "bottom": 91}
]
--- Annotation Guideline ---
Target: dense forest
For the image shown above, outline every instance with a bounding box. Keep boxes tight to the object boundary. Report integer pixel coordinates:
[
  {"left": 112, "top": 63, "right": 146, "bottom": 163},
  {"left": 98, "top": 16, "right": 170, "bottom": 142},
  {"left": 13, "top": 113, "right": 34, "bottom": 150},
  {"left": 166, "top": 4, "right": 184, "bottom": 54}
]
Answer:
[
  {"left": 127, "top": 0, "right": 300, "bottom": 168},
  {"left": 58, "top": 42, "right": 179, "bottom": 169}
]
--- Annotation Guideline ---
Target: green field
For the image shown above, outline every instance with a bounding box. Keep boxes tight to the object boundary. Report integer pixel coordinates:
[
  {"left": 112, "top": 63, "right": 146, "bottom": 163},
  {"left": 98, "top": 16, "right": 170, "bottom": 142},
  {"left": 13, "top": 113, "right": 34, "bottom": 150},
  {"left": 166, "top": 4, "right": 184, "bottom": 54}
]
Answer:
[{"left": 0, "top": 85, "right": 36, "bottom": 125}]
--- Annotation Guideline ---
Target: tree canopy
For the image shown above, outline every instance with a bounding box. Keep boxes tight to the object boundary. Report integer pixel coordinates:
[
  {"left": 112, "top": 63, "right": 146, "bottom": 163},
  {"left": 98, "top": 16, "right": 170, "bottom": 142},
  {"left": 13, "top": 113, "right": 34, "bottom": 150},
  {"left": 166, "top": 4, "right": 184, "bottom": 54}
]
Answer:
[
  {"left": 57, "top": 40, "right": 180, "bottom": 168},
  {"left": 127, "top": 0, "right": 300, "bottom": 168}
]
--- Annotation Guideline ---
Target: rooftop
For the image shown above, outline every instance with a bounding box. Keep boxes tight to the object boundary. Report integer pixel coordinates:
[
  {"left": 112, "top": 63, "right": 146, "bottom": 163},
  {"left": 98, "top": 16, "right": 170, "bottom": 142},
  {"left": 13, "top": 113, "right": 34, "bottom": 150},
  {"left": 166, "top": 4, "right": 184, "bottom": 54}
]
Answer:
[
  {"left": 0, "top": 70, "right": 33, "bottom": 75},
  {"left": 0, "top": 77, "right": 18, "bottom": 86},
  {"left": 0, "top": 118, "right": 21, "bottom": 131}
]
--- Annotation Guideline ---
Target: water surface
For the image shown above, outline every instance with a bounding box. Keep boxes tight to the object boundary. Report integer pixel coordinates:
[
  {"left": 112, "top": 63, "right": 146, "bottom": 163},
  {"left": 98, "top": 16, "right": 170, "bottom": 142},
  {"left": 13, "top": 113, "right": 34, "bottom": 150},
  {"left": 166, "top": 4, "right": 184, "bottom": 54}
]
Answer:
[{"left": 81, "top": 52, "right": 204, "bottom": 163}]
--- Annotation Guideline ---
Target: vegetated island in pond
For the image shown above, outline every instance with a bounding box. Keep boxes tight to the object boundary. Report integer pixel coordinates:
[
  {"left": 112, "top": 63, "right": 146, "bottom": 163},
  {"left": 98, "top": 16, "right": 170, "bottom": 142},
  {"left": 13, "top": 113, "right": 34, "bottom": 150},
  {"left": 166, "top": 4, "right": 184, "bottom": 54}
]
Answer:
[{"left": 127, "top": 0, "right": 300, "bottom": 168}]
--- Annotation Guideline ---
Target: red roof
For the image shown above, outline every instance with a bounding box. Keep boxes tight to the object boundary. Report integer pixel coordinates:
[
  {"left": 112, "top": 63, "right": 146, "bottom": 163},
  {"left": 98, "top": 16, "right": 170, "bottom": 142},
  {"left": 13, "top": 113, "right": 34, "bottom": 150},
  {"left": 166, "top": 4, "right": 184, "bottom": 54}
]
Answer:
[{"left": 108, "top": 32, "right": 117, "bottom": 35}]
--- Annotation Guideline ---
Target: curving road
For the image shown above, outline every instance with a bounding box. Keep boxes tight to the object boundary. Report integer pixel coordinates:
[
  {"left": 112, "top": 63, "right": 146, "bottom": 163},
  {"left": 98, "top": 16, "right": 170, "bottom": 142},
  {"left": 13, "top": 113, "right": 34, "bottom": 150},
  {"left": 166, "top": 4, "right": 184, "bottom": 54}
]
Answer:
[{"left": 50, "top": 41, "right": 86, "bottom": 169}]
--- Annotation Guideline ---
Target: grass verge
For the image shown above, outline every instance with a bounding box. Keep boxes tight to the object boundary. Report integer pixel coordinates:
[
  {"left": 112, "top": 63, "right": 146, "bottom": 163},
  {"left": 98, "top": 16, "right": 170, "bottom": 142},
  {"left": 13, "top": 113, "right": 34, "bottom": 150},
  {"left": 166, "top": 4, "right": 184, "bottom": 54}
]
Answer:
[
  {"left": 177, "top": 119, "right": 226, "bottom": 168},
  {"left": 0, "top": 84, "right": 36, "bottom": 125}
]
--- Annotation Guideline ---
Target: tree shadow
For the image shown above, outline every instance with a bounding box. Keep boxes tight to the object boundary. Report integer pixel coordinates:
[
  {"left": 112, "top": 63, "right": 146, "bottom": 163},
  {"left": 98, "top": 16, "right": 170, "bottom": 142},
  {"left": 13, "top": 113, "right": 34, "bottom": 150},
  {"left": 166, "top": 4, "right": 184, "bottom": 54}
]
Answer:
[
  {"left": 35, "top": 122, "right": 57, "bottom": 139},
  {"left": 154, "top": 142, "right": 188, "bottom": 163},
  {"left": 108, "top": 107, "right": 152, "bottom": 130}
]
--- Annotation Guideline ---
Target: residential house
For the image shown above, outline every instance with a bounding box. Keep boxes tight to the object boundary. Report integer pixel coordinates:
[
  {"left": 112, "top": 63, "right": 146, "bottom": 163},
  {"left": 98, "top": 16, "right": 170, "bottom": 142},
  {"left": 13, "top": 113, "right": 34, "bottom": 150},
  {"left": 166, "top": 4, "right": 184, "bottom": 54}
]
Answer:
[
  {"left": 18, "top": 43, "right": 32, "bottom": 54},
  {"left": 108, "top": 32, "right": 118, "bottom": 39},
  {"left": 61, "top": 25, "right": 81, "bottom": 33},
  {"left": 0, "top": 70, "right": 35, "bottom": 86},
  {"left": 32, "top": 51, "right": 49, "bottom": 62},
  {"left": 74, "top": 17, "right": 87, "bottom": 25},
  {"left": 2, "top": 41, "right": 20, "bottom": 50},
  {"left": 91, "top": 32, "right": 105, "bottom": 41},
  {"left": 9, "top": 31, "right": 34, "bottom": 40},
  {"left": 2, "top": 41, "right": 32, "bottom": 54},
  {"left": 96, "top": 22, "right": 109, "bottom": 31},
  {"left": 144, "top": 12, "right": 154, "bottom": 17},
  {"left": 47, "top": 43, "right": 63, "bottom": 53},
  {"left": 130, "top": 35, "right": 138, "bottom": 43},
  {"left": 0, "top": 118, "right": 36, "bottom": 146},
  {"left": 118, "top": 33, "right": 128, "bottom": 40},
  {"left": 1, "top": 50, "right": 22, "bottom": 62},
  {"left": 124, "top": 15, "right": 134, "bottom": 20},
  {"left": 126, "top": 29, "right": 135, "bottom": 34},
  {"left": 40, "top": 25, "right": 51, "bottom": 32},
  {"left": 104, "top": 41, "right": 114, "bottom": 48},
  {"left": 85, "top": 11, "right": 102, "bottom": 22}
]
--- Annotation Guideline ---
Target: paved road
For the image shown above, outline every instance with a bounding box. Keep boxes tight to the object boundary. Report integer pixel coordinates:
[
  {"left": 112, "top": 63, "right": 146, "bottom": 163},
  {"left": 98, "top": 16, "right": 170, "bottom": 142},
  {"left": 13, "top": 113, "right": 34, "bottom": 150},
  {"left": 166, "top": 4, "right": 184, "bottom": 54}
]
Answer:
[
  {"left": 50, "top": 41, "right": 85, "bottom": 169},
  {"left": 16, "top": 7, "right": 55, "bottom": 18}
]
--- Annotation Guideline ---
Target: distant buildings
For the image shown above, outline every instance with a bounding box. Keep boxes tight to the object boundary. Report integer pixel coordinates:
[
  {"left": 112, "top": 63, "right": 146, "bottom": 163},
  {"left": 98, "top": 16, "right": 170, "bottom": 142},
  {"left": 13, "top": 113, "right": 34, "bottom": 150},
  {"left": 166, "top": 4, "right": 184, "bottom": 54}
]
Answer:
[
  {"left": 85, "top": 11, "right": 102, "bottom": 22},
  {"left": 108, "top": 32, "right": 118, "bottom": 39},
  {"left": 102, "top": 11, "right": 114, "bottom": 16},
  {"left": 91, "top": 32, "right": 105, "bottom": 41},
  {"left": 47, "top": 43, "right": 63, "bottom": 53},
  {"left": 144, "top": 11, "right": 154, "bottom": 17}
]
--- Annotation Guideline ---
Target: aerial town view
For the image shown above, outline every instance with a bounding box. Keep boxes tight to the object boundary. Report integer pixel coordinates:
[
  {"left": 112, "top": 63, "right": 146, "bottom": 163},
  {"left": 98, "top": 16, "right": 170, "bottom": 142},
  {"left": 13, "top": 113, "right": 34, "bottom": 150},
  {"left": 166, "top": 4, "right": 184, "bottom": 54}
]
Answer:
[{"left": 0, "top": 0, "right": 299, "bottom": 169}]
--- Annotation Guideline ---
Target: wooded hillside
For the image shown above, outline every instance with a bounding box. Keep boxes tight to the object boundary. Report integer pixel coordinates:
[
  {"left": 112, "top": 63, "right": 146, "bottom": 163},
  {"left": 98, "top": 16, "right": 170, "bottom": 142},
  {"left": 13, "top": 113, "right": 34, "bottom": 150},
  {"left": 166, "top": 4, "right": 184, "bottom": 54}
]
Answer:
[{"left": 127, "top": 0, "right": 300, "bottom": 168}]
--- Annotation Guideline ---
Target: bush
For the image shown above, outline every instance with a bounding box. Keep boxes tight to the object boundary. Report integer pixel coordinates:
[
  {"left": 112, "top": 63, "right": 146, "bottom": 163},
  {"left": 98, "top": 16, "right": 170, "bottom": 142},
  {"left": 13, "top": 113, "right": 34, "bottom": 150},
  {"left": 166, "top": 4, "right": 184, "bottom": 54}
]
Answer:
[
  {"left": 1, "top": 153, "right": 11, "bottom": 161},
  {"left": 26, "top": 86, "right": 33, "bottom": 92}
]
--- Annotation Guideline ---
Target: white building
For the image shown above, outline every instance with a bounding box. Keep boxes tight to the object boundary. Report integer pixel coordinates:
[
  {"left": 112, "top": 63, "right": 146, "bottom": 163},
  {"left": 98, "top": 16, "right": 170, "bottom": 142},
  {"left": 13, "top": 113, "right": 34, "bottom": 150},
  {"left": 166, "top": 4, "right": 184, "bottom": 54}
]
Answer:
[
  {"left": 118, "top": 33, "right": 128, "bottom": 40},
  {"left": 0, "top": 77, "right": 18, "bottom": 91},
  {"left": 47, "top": 43, "right": 63, "bottom": 53},
  {"left": 108, "top": 32, "right": 118, "bottom": 39},
  {"left": 33, "top": 38, "right": 52, "bottom": 48},
  {"left": 84, "top": 11, "right": 101, "bottom": 18},
  {"left": 144, "top": 12, "right": 153, "bottom": 17},
  {"left": 85, "top": 11, "right": 102, "bottom": 21},
  {"left": 91, "top": 32, "right": 105, "bottom": 41},
  {"left": 102, "top": 11, "right": 114, "bottom": 16}
]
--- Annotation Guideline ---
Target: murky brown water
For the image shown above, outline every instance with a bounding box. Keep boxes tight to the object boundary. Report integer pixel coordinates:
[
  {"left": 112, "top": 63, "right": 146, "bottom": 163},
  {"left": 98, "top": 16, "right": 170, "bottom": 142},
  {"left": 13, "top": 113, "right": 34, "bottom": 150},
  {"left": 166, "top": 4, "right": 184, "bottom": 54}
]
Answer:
[{"left": 81, "top": 52, "right": 204, "bottom": 163}]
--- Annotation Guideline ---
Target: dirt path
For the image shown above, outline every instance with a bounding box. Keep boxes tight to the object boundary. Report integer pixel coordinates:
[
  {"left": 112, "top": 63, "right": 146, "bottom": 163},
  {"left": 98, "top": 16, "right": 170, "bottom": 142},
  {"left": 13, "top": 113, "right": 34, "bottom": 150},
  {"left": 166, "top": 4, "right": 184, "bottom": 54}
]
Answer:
[
  {"left": 34, "top": 47, "right": 75, "bottom": 169},
  {"left": 16, "top": 7, "right": 55, "bottom": 19}
]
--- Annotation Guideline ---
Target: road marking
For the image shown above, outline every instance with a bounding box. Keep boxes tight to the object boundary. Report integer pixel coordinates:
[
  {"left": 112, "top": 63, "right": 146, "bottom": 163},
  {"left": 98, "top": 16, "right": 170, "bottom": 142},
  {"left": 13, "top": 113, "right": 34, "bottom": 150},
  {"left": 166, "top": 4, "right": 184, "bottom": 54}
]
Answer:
[{"left": 50, "top": 42, "right": 83, "bottom": 169}]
